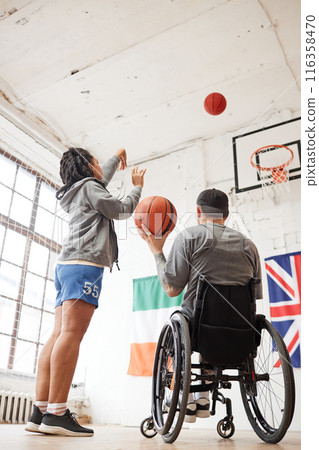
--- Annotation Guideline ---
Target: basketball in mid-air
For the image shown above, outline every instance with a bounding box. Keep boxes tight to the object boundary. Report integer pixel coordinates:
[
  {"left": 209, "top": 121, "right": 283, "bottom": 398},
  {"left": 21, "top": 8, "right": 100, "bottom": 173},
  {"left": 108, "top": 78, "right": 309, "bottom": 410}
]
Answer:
[
  {"left": 204, "top": 92, "right": 227, "bottom": 115},
  {"left": 134, "top": 196, "right": 177, "bottom": 237}
]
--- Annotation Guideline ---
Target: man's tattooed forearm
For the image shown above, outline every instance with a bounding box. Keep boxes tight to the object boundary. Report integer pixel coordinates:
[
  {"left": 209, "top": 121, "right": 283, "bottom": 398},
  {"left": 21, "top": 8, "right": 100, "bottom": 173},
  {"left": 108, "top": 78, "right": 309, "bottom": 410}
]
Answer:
[{"left": 154, "top": 253, "right": 182, "bottom": 297}]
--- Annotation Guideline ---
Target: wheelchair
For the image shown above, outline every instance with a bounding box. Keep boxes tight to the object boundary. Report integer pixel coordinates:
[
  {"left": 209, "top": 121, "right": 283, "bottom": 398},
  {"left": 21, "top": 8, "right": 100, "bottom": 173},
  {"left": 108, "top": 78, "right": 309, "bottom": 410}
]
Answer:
[{"left": 140, "top": 276, "right": 295, "bottom": 444}]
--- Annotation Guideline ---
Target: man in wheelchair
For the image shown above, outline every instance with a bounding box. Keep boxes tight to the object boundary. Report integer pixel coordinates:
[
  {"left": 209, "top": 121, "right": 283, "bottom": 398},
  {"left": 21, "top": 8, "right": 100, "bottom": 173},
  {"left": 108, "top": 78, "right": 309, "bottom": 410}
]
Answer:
[{"left": 139, "top": 188, "right": 294, "bottom": 444}]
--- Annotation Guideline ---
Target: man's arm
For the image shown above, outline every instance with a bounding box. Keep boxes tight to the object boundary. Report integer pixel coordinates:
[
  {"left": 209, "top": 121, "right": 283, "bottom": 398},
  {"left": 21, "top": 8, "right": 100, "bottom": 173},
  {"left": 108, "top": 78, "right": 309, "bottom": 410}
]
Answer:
[
  {"left": 154, "top": 252, "right": 184, "bottom": 297},
  {"left": 139, "top": 225, "right": 189, "bottom": 297}
]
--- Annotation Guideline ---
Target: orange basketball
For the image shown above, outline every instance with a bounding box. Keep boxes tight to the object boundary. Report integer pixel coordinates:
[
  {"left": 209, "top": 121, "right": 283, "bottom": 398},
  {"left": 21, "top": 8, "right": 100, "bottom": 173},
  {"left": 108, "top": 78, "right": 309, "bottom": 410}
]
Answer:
[
  {"left": 204, "top": 92, "right": 227, "bottom": 115},
  {"left": 134, "top": 196, "right": 177, "bottom": 237}
]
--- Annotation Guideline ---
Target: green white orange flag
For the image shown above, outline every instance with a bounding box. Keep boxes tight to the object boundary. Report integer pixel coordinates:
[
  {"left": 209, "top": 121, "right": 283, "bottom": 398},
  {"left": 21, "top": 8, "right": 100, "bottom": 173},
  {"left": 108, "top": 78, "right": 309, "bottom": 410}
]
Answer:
[{"left": 127, "top": 275, "right": 184, "bottom": 376}]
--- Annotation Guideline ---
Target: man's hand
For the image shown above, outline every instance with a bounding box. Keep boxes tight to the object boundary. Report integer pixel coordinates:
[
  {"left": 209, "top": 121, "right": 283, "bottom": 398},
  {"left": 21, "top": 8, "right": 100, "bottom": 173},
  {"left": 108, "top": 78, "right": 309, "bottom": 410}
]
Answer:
[
  {"left": 138, "top": 223, "right": 169, "bottom": 254},
  {"left": 132, "top": 166, "right": 147, "bottom": 188},
  {"left": 115, "top": 148, "right": 127, "bottom": 170}
]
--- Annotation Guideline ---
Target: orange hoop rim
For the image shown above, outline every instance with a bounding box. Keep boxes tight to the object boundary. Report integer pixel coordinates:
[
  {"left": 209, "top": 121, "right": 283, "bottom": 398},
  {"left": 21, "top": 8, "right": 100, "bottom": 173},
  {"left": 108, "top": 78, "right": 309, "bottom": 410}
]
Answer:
[{"left": 250, "top": 145, "right": 294, "bottom": 171}]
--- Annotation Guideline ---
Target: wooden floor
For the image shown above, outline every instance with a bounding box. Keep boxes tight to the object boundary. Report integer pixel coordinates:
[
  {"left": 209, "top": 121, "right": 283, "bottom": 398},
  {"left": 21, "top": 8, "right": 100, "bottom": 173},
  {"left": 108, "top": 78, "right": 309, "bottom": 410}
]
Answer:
[{"left": 0, "top": 424, "right": 300, "bottom": 449}]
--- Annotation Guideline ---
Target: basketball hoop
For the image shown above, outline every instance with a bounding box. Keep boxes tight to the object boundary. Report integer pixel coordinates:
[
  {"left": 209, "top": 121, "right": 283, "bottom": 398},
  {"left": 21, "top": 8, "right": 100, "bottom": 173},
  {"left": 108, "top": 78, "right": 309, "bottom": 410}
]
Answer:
[
  {"left": 250, "top": 144, "right": 294, "bottom": 194},
  {"left": 250, "top": 145, "right": 294, "bottom": 200}
]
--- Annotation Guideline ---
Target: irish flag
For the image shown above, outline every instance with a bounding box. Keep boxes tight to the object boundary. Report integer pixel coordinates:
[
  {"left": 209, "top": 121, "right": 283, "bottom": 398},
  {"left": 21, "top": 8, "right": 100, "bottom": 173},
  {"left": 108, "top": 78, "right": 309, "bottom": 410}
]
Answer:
[{"left": 127, "top": 275, "right": 184, "bottom": 376}]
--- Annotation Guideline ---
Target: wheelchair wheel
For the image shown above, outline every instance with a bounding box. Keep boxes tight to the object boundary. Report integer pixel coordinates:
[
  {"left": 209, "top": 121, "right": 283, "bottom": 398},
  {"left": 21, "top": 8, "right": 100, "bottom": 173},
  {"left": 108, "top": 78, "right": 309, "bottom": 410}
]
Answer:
[
  {"left": 240, "top": 319, "right": 295, "bottom": 444},
  {"left": 152, "top": 312, "right": 191, "bottom": 443},
  {"left": 161, "top": 312, "right": 191, "bottom": 444},
  {"left": 140, "top": 416, "right": 157, "bottom": 438},
  {"left": 217, "top": 419, "right": 235, "bottom": 439},
  {"left": 152, "top": 317, "right": 181, "bottom": 435}
]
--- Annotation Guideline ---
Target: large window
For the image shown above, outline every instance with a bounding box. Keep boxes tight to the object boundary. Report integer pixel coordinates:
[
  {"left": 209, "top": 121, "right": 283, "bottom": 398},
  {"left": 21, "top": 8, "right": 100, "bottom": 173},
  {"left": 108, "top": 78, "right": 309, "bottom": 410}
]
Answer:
[{"left": 0, "top": 150, "right": 68, "bottom": 374}]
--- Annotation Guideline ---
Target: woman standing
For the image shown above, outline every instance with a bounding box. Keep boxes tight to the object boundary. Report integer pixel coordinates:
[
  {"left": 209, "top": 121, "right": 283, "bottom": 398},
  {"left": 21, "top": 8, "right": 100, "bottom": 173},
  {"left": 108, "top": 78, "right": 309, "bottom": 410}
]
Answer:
[{"left": 25, "top": 147, "right": 146, "bottom": 436}]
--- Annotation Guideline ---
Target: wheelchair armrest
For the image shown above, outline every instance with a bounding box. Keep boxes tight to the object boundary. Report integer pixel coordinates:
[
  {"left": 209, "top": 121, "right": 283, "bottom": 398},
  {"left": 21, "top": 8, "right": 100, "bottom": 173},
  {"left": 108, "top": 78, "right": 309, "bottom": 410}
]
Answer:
[
  {"left": 195, "top": 275, "right": 208, "bottom": 301},
  {"left": 255, "top": 314, "right": 265, "bottom": 347},
  {"left": 251, "top": 277, "right": 261, "bottom": 284},
  {"left": 249, "top": 278, "right": 261, "bottom": 303},
  {"left": 191, "top": 277, "right": 210, "bottom": 352}
]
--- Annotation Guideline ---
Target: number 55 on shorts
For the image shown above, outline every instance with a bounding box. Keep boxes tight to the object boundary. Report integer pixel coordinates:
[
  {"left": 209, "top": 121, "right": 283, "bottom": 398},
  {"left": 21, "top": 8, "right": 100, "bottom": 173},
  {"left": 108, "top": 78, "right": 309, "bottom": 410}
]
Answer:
[{"left": 83, "top": 282, "right": 99, "bottom": 298}]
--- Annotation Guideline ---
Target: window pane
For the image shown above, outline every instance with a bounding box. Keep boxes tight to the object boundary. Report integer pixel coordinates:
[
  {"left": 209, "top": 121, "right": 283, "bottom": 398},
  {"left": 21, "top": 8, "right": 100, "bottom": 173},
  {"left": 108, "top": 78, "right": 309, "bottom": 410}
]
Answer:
[
  {"left": 35, "top": 207, "right": 55, "bottom": 239},
  {"left": 44, "top": 280, "right": 56, "bottom": 312},
  {"left": 10, "top": 193, "right": 33, "bottom": 227},
  {"left": 0, "top": 154, "right": 16, "bottom": 188},
  {"left": 0, "top": 297, "right": 16, "bottom": 334},
  {"left": 0, "top": 261, "right": 22, "bottom": 299},
  {"left": 15, "top": 166, "right": 36, "bottom": 200},
  {"left": 48, "top": 251, "right": 58, "bottom": 280},
  {"left": 13, "top": 339, "right": 36, "bottom": 374},
  {"left": 39, "top": 311, "right": 54, "bottom": 344},
  {"left": 28, "top": 241, "right": 49, "bottom": 277},
  {"left": 2, "top": 229, "right": 26, "bottom": 266},
  {"left": 39, "top": 182, "right": 57, "bottom": 213},
  {"left": 18, "top": 305, "right": 41, "bottom": 342},
  {"left": 0, "top": 184, "right": 12, "bottom": 216},
  {"left": 0, "top": 224, "right": 5, "bottom": 252},
  {"left": 23, "top": 272, "right": 45, "bottom": 308},
  {"left": 0, "top": 334, "right": 11, "bottom": 369}
]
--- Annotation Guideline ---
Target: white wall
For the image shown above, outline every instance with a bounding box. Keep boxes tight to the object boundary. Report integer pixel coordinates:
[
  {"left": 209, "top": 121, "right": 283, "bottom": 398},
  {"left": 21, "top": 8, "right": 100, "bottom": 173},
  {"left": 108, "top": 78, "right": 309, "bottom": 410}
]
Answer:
[{"left": 79, "top": 110, "right": 301, "bottom": 431}]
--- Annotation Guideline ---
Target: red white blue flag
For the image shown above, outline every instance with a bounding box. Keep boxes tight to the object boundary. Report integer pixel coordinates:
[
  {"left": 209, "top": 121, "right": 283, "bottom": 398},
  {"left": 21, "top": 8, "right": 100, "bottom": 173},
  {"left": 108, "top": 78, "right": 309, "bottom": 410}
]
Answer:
[{"left": 265, "top": 251, "right": 301, "bottom": 368}]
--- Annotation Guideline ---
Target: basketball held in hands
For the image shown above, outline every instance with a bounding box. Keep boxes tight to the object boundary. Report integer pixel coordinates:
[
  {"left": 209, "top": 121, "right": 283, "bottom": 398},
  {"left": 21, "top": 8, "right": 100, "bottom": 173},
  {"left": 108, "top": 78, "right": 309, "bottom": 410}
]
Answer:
[{"left": 134, "top": 196, "right": 177, "bottom": 237}]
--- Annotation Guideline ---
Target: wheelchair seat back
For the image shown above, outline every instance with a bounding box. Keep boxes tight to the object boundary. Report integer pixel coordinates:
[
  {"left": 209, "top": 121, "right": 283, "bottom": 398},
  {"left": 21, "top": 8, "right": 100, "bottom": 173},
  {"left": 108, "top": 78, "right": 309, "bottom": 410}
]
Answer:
[{"left": 190, "top": 277, "right": 257, "bottom": 367}]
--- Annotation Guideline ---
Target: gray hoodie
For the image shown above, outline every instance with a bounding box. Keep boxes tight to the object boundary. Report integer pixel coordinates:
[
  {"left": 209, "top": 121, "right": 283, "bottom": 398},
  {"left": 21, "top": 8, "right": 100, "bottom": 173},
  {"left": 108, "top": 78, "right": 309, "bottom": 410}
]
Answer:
[{"left": 58, "top": 155, "right": 141, "bottom": 268}]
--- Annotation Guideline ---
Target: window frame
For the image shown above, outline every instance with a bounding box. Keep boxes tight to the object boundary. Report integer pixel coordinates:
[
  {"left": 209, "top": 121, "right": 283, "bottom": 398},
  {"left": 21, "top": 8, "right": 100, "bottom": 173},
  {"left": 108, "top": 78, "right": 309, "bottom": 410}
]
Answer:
[{"left": 0, "top": 148, "right": 63, "bottom": 374}]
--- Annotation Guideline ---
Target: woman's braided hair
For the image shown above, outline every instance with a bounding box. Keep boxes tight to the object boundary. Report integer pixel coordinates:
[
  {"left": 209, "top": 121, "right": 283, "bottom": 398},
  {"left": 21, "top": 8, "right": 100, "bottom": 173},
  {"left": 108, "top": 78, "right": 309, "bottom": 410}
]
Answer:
[{"left": 56, "top": 147, "right": 95, "bottom": 199}]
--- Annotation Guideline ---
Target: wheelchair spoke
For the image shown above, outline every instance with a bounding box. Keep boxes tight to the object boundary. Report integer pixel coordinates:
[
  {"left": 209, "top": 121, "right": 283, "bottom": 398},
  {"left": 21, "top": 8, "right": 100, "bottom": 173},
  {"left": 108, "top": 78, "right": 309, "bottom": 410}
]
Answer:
[
  {"left": 264, "top": 392, "right": 278, "bottom": 428},
  {"left": 257, "top": 339, "right": 275, "bottom": 371},
  {"left": 257, "top": 370, "right": 285, "bottom": 404},
  {"left": 257, "top": 383, "right": 282, "bottom": 428},
  {"left": 261, "top": 382, "right": 285, "bottom": 410},
  {"left": 256, "top": 357, "right": 285, "bottom": 423},
  {"left": 258, "top": 370, "right": 286, "bottom": 424},
  {"left": 254, "top": 355, "right": 270, "bottom": 374},
  {"left": 269, "top": 369, "right": 284, "bottom": 376},
  {"left": 267, "top": 376, "right": 285, "bottom": 388}
]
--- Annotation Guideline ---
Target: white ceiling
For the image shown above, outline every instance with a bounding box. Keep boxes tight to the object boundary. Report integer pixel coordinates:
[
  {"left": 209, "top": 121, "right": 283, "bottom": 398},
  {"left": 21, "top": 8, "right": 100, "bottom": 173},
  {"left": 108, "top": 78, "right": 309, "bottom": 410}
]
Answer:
[{"left": 0, "top": 0, "right": 300, "bottom": 167}]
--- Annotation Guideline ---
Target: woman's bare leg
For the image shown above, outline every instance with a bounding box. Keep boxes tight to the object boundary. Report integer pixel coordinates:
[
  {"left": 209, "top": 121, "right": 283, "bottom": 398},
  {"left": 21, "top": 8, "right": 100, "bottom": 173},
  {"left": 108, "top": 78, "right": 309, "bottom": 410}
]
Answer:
[
  {"left": 35, "top": 305, "right": 62, "bottom": 401},
  {"left": 48, "top": 299, "right": 95, "bottom": 403}
]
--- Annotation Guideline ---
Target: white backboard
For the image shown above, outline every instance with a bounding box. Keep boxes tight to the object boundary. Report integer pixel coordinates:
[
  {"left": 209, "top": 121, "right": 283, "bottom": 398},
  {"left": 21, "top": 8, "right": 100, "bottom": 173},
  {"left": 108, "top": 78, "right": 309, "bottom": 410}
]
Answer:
[{"left": 233, "top": 118, "right": 301, "bottom": 192}]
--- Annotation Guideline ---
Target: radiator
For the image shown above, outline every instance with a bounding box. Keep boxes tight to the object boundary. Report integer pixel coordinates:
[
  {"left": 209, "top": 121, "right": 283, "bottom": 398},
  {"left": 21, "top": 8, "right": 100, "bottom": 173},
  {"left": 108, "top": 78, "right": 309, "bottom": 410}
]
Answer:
[{"left": 0, "top": 390, "right": 34, "bottom": 424}]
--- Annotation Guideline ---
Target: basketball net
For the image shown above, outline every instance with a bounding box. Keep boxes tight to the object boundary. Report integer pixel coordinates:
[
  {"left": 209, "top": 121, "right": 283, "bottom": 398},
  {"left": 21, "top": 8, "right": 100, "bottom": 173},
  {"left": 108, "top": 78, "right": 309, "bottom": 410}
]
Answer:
[{"left": 250, "top": 145, "right": 294, "bottom": 201}]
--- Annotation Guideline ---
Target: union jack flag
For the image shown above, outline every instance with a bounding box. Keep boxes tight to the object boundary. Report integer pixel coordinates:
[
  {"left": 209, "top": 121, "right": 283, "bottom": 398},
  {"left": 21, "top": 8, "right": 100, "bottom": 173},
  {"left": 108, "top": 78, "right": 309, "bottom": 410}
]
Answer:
[{"left": 265, "top": 251, "right": 301, "bottom": 368}]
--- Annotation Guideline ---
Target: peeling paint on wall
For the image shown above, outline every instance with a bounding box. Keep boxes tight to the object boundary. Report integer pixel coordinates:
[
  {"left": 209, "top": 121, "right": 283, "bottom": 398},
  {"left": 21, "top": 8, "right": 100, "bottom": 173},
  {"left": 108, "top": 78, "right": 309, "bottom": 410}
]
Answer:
[
  {"left": 0, "top": 89, "right": 14, "bottom": 104},
  {"left": 0, "top": 7, "right": 18, "bottom": 20},
  {"left": 15, "top": 17, "right": 29, "bottom": 25}
]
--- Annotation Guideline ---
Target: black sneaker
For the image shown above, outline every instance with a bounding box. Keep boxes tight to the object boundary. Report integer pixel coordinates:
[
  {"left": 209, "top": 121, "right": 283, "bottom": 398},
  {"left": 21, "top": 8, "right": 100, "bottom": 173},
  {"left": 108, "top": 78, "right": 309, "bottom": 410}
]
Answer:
[
  {"left": 25, "top": 405, "right": 43, "bottom": 433},
  {"left": 38, "top": 409, "right": 94, "bottom": 437},
  {"left": 184, "top": 402, "right": 197, "bottom": 423},
  {"left": 164, "top": 396, "right": 197, "bottom": 423},
  {"left": 195, "top": 398, "right": 210, "bottom": 418}
]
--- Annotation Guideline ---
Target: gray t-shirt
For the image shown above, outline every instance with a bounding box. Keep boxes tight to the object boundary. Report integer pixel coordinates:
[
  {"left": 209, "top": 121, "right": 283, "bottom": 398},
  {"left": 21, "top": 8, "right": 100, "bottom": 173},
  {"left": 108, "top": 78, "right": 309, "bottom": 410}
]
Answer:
[{"left": 163, "top": 222, "right": 263, "bottom": 317}]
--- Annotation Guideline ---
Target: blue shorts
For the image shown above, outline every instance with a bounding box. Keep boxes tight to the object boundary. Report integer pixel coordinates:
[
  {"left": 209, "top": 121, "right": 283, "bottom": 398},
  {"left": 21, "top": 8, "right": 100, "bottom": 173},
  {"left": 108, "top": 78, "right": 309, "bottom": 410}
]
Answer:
[{"left": 55, "top": 264, "right": 104, "bottom": 308}]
